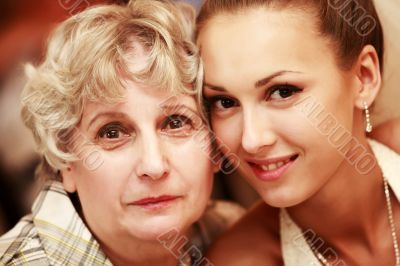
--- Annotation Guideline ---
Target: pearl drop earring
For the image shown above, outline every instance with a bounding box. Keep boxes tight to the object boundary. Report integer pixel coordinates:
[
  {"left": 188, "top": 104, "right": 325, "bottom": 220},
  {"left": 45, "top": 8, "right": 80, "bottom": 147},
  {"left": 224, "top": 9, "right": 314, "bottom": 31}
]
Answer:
[{"left": 363, "top": 101, "right": 372, "bottom": 133}]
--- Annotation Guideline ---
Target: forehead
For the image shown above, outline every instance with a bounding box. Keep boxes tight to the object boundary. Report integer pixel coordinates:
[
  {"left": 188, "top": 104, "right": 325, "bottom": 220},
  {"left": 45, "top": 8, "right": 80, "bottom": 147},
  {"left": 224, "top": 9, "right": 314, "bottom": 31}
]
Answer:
[
  {"left": 82, "top": 81, "right": 198, "bottom": 122},
  {"left": 198, "top": 8, "right": 334, "bottom": 88}
]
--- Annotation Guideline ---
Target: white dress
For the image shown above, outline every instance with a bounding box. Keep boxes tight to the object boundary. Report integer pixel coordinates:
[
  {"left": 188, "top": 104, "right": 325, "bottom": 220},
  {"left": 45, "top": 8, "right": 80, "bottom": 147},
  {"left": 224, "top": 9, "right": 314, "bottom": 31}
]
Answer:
[{"left": 280, "top": 140, "right": 400, "bottom": 265}]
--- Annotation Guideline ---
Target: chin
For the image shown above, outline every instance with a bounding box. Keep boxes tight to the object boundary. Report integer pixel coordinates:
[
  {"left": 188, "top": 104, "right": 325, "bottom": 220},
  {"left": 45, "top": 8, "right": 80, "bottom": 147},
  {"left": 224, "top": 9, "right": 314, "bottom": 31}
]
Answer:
[
  {"left": 258, "top": 186, "right": 307, "bottom": 208},
  {"left": 131, "top": 216, "right": 194, "bottom": 242}
]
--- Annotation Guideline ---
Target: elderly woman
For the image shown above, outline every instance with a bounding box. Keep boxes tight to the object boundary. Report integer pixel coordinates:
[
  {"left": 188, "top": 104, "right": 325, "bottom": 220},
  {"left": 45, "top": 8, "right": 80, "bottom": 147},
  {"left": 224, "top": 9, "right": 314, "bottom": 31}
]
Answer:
[{"left": 0, "top": 1, "right": 242, "bottom": 265}]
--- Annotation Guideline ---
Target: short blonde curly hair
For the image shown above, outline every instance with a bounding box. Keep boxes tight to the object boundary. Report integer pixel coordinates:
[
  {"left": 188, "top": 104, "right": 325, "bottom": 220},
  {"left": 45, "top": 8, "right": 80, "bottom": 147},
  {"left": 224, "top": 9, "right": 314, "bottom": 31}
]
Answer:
[{"left": 21, "top": 0, "right": 202, "bottom": 179}]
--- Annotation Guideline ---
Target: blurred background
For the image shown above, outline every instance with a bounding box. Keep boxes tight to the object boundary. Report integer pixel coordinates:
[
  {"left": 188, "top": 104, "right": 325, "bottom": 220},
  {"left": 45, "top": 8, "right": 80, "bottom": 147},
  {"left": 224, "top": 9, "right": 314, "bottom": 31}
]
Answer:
[{"left": 0, "top": 0, "right": 399, "bottom": 235}]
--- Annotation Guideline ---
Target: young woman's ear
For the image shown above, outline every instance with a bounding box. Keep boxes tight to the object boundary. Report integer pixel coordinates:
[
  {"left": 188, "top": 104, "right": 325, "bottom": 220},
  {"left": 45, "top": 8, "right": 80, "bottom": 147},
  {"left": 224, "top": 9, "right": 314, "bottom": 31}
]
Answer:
[
  {"left": 61, "top": 164, "right": 77, "bottom": 193},
  {"left": 353, "top": 45, "right": 382, "bottom": 109}
]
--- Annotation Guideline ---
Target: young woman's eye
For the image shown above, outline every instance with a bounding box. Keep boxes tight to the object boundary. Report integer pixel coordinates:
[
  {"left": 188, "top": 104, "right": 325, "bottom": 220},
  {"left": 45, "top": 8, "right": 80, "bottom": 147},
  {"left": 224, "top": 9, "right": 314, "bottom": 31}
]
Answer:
[
  {"left": 268, "top": 84, "right": 303, "bottom": 100},
  {"left": 206, "top": 96, "right": 239, "bottom": 111}
]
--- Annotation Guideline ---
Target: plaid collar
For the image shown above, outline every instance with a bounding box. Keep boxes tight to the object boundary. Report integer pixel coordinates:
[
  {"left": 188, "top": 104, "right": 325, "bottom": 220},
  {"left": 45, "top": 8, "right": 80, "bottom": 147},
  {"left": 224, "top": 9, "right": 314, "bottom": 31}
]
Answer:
[{"left": 32, "top": 181, "right": 112, "bottom": 265}]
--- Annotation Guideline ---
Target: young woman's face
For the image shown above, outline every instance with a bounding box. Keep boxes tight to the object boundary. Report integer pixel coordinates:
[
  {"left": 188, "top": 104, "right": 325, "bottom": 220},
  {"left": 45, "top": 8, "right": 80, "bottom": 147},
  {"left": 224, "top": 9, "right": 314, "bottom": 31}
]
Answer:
[
  {"left": 198, "top": 8, "right": 362, "bottom": 207},
  {"left": 63, "top": 62, "right": 214, "bottom": 243}
]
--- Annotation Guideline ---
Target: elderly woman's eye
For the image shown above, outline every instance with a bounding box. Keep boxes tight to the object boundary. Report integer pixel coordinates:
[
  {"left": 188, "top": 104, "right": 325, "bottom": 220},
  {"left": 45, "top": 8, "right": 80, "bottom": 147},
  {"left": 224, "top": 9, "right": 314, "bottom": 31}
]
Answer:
[
  {"left": 98, "top": 124, "right": 128, "bottom": 139},
  {"left": 95, "top": 123, "right": 132, "bottom": 150},
  {"left": 167, "top": 118, "right": 184, "bottom": 129},
  {"left": 161, "top": 115, "right": 194, "bottom": 136},
  {"left": 102, "top": 129, "right": 120, "bottom": 139}
]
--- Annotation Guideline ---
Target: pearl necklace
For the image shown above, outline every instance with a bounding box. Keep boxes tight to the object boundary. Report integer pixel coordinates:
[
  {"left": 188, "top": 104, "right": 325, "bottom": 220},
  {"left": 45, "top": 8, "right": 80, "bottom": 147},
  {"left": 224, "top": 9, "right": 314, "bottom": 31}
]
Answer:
[{"left": 306, "top": 178, "right": 400, "bottom": 266}]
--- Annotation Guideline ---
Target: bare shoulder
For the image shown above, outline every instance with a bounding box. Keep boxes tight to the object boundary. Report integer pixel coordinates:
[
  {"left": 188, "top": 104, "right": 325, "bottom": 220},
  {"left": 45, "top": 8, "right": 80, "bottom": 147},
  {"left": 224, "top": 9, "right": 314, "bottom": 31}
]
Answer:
[
  {"left": 370, "top": 117, "right": 400, "bottom": 153},
  {"left": 205, "top": 201, "right": 283, "bottom": 266}
]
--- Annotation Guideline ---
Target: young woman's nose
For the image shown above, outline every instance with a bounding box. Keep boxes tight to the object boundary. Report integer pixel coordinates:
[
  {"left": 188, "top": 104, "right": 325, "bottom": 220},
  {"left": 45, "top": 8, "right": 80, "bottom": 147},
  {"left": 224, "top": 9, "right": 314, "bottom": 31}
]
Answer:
[
  {"left": 135, "top": 131, "right": 169, "bottom": 181},
  {"left": 241, "top": 108, "right": 277, "bottom": 154}
]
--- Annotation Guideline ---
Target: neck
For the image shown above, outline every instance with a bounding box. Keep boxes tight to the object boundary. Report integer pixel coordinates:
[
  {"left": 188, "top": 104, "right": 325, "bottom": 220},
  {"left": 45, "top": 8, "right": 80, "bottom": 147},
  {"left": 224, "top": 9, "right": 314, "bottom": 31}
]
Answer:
[{"left": 287, "top": 137, "right": 387, "bottom": 246}]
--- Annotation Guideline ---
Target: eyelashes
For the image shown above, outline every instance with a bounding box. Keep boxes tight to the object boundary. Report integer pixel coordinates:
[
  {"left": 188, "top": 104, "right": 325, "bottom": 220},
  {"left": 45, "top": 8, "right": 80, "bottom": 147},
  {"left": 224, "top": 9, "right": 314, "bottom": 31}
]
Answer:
[
  {"left": 267, "top": 84, "right": 303, "bottom": 100},
  {"left": 204, "top": 95, "right": 239, "bottom": 111},
  {"left": 96, "top": 122, "right": 132, "bottom": 150},
  {"left": 204, "top": 84, "right": 303, "bottom": 112},
  {"left": 97, "top": 123, "right": 129, "bottom": 139},
  {"left": 160, "top": 114, "right": 198, "bottom": 137},
  {"left": 94, "top": 113, "right": 205, "bottom": 150}
]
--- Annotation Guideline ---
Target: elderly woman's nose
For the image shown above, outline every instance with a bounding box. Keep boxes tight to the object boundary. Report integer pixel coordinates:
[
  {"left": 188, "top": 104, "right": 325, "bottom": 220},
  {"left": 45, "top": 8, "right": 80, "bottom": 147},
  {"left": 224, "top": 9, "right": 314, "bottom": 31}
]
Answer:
[{"left": 135, "top": 132, "right": 169, "bottom": 180}]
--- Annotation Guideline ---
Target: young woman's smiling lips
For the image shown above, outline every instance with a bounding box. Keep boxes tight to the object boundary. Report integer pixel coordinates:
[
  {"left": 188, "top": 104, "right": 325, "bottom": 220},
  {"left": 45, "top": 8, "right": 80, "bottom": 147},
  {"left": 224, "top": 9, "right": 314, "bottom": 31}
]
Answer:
[{"left": 247, "top": 154, "right": 299, "bottom": 181}]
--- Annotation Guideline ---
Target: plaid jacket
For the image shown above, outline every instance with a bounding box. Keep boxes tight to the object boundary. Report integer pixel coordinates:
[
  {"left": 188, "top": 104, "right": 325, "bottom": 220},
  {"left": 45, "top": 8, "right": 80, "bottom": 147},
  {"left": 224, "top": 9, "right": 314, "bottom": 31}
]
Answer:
[{"left": 0, "top": 181, "right": 243, "bottom": 265}]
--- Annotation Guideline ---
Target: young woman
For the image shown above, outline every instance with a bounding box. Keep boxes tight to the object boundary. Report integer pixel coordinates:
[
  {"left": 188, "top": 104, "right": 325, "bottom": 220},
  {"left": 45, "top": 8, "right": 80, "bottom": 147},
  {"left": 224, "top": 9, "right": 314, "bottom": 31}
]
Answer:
[
  {"left": 196, "top": 0, "right": 400, "bottom": 265},
  {"left": 0, "top": 1, "right": 243, "bottom": 265}
]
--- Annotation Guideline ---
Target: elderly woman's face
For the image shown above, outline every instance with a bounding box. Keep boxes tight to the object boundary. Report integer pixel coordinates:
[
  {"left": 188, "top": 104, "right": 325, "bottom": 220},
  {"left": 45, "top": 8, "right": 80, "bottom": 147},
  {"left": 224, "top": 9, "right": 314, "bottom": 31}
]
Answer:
[{"left": 62, "top": 79, "right": 214, "bottom": 243}]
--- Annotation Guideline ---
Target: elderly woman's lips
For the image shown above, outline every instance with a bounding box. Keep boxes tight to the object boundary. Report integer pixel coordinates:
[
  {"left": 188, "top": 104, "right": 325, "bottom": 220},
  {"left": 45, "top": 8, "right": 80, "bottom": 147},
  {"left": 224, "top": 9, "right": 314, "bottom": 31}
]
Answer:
[{"left": 131, "top": 195, "right": 181, "bottom": 206}]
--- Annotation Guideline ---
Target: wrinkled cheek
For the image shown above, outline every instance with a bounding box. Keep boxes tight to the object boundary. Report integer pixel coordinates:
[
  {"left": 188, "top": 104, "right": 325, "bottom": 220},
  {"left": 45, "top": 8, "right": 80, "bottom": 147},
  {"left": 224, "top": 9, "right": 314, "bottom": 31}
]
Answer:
[
  {"left": 195, "top": 155, "right": 215, "bottom": 190},
  {"left": 194, "top": 174, "right": 214, "bottom": 211}
]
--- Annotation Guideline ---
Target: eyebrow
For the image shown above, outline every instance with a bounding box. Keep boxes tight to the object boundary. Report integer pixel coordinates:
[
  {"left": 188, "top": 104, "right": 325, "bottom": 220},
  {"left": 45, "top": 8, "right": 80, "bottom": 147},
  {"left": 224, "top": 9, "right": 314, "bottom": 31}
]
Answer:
[
  {"left": 254, "top": 70, "right": 302, "bottom": 88},
  {"left": 204, "top": 70, "right": 302, "bottom": 91},
  {"left": 87, "top": 112, "right": 129, "bottom": 129}
]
